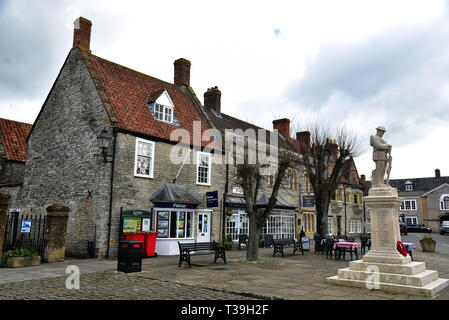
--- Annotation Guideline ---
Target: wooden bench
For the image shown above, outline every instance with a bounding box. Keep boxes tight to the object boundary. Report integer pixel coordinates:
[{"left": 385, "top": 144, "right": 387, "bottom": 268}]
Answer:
[
  {"left": 178, "top": 241, "right": 226, "bottom": 268},
  {"left": 273, "top": 238, "right": 304, "bottom": 257}
]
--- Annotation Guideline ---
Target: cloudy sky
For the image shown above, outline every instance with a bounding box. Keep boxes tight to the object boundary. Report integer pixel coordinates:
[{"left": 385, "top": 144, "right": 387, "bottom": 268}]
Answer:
[{"left": 1, "top": 0, "right": 448, "bottom": 179}]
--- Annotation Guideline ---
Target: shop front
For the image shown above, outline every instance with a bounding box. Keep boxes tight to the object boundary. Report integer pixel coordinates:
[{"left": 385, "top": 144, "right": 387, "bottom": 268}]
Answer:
[
  {"left": 224, "top": 193, "right": 297, "bottom": 242},
  {"left": 149, "top": 183, "right": 204, "bottom": 255}
]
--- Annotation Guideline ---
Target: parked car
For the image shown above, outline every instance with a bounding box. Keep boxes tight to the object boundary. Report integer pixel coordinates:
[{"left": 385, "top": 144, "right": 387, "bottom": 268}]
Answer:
[
  {"left": 400, "top": 222, "right": 408, "bottom": 235},
  {"left": 406, "top": 224, "right": 432, "bottom": 233},
  {"left": 440, "top": 221, "right": 449, "bottom": 235}
]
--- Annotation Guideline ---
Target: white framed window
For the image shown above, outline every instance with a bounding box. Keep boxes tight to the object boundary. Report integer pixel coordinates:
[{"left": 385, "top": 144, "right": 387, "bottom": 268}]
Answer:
[
  {"left": 154, "top": 103, "right": 174, "bottom": 123},
  {"left": 400, "top": 199, "right": 417, "bottom": 211},
  {"left": 439, "top": 194, "right": 449, "bottom": 210},
  {"left": 356, "top": 220, "right": 362, "bottom": 233},
  {"left": 327, "top": 217, "right": 333, "bottom": 235},
  {"left": 134, "top": 138, "right": 155, "bottom": 178},
  {"left": 196, "top": 152, "right": 211, "bottom": 185},
  {"left": 232, "top": 186, "right": 244, "bottom": 195},
  {"left": 405, "top": 216, "right": 418, "bottom": 225},
  {"left": 405, "top": 181, "right": 413, "bottom": 191},
  {"left": 349, "top": 220, "right": 355, "bottom": 234},
  {"left": 155, "top": 210, "right": 194, "bottom": 239}
]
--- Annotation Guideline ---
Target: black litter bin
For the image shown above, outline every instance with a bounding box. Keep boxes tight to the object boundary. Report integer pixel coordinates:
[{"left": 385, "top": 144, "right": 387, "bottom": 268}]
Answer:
[{"left": 117, "top": 240, "right": 142, "bottom": 273}]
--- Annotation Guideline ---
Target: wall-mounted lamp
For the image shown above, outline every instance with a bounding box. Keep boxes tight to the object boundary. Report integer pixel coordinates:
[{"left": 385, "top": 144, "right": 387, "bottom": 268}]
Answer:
[{"left": 97, "top": 129, "right": 113, "bottom": 163}]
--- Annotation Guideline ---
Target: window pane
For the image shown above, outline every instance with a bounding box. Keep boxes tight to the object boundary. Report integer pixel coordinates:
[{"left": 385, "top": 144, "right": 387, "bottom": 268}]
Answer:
[
  {"left": 170, "top": 212, "right": 177, "bottom": 238},
  {"left": 178, "top": 212, "right": 185, "bottom": 238}
]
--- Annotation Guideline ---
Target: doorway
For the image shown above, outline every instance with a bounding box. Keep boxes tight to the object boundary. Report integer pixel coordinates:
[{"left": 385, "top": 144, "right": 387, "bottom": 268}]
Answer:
[{"left": 197, "top": 211, "right": 211, "bottom": 242}]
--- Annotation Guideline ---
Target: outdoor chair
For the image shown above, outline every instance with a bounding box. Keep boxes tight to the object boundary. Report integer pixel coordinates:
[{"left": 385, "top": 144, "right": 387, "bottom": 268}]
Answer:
[{"left": 238, "top": 234, "right": 248, "bottom": 250}]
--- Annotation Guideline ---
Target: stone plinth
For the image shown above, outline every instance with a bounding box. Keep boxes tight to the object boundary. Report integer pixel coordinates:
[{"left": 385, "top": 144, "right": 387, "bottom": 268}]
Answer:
[
  {"left": 0, "top": 192, "right": 11, "bottom": 253},
  {"left": 326, "top": 186, "right": 449, "bottom": 297},
  {"left": 44, "top": 203, "right": 70, "bottom": 263}
]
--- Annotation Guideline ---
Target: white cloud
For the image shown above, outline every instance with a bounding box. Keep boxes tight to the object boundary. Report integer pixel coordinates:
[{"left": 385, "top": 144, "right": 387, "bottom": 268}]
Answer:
[{"left": 0, "top": 0, "right": 448, "bottom": 178}]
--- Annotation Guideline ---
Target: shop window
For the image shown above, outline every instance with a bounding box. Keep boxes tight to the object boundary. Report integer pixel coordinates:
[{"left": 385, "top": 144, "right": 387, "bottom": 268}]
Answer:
[
  {"left": 156, "top": 210, "right": 193, "bottom": 239},
  {"left": 197, "top": 152, "right": 211, "bottom": 185},
  {"left": 134, "top": 138, "right": 155, "bottom": 178}
]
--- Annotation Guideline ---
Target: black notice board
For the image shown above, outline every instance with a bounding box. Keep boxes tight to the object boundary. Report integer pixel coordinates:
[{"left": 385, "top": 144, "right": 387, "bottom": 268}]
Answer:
[
  {"left": 302, "top": 195, "right": 315, "bottom": 208},
  {"left": 206, "top": 191, "right": 218, "bottom": 208}
]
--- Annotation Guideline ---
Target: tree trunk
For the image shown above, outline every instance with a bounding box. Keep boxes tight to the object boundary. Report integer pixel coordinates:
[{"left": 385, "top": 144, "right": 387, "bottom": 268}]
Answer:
[
  {"left": 315, "top": 195, "right": 330, "bottom": 235},
  {"left": 246, "top": 215, "right": 260, "bottom": 261}
]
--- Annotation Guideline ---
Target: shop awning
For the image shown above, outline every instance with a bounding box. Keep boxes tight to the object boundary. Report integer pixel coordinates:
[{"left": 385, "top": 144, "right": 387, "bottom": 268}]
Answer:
[
  {"left": 225, "top": 193, "right": 298, "bottom": 210},
  {"left": 149, "top": 183, "right": 202, "bottom": 206},
  {"left": 256, "top": 193, "right": 298, "bottom": 209},
  {"left": 224, "top": 196, "right": 246, "bottom": 208}
]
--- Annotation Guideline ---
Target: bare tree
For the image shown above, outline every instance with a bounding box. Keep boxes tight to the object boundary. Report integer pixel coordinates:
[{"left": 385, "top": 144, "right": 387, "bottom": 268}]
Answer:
[
  {"left": 235, "top": 145, "right": 300, "bottom": 261},
  {"left": 295, "top": 122, "right": 361, "bottom": 236}
]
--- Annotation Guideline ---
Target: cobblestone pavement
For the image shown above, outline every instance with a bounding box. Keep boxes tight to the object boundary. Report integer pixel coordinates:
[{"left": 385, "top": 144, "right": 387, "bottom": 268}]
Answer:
[
  {"left": 0, "top": 247, "right": 448, "bottom": 300},
  {"left": 0, "top": 270, "right": 260, "bottom": 300}
]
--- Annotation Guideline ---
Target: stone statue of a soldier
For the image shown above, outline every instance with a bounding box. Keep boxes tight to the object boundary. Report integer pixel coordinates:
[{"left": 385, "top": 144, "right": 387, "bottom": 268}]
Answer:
[{"left": 370, "top": 126, "right": 392, "bottom": 187}]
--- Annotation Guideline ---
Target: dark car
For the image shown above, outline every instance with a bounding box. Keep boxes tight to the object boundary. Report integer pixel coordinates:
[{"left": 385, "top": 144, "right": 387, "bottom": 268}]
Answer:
[
  {"left": 400, "top": 222, "right": 408, "bottom": 235},
  {"left": 406, "top": 224, "right": 432, "bottom": 233},
  {"left": 440, "top": 221, "right": 449, "bottom": 235}
]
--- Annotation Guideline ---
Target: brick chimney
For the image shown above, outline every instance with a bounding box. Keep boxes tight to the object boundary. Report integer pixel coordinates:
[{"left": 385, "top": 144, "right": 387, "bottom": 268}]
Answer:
[
  {"left": 296, "top": 131, "right": 310, "bottom": 148},
  {"left": 73, "top": 17, "right": 92, "bottom": 52},
  {"left": 204, "top": 86, "right": 221, "bottom": 114},
  {"left": 361, "top": 174, "right": 366, "bottom": 182},
  {"left": 273, "top": 118, "right": 290, "bottom": 139},
  {"left": 174, "top": 58, "right": 191, "bottom": 86},
  {"left": 435, "top": 168, "right": 441, "bottom": 179},
  {"left": 327, "top": 139, "right": 338, "bottom": 159}
]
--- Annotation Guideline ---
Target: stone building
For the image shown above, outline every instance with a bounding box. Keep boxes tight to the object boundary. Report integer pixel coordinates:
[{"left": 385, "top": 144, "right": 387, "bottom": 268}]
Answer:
[
  {"left": 389, "top": 169, "right": 449, "bottom": 233},
  {"left": 0, "top": 118, "right": 32, "bottom": 211},
  {"left": 20, "top": 17, "right": 225, "bottom": 257},
  {"left": 192, "top": 90, "right": 303, "bottom": 242}
]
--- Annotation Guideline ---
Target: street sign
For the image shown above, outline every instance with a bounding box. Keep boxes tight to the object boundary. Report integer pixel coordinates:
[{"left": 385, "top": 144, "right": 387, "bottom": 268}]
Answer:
[{"left": 21, "top": 220, "right": 31, "bottom": 233}]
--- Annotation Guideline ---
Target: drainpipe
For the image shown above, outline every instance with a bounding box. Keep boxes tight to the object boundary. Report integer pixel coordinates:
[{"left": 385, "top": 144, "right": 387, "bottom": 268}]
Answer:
[
  {"left": 222, "top": 163, "right": 229, "bottom": 245},
  {"left": 343, "top": 185, "right": 347, "bottom": 236},
  {"left": 106, "top": 128, "right": 117, "bottom": 259}
]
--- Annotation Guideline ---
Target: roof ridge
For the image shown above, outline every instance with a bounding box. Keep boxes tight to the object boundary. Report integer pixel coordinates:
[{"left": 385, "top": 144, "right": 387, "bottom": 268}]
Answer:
[{"left": 0, "top": 118, "right": 32, "bottom": 126}]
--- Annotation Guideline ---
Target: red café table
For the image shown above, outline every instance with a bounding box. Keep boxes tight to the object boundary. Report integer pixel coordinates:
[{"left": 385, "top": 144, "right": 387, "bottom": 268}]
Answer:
[{"left": 333, "top": 241, "right": 362, "bottom": 261}]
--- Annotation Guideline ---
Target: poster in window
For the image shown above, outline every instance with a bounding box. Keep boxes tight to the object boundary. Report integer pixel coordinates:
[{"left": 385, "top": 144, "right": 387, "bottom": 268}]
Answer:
[
  {"left": 142, "top": 218, "right": 151, "bottom": 232},
  {"left": 178, "top": 212, "right": 185, "bottom": 238},
  {"left": 157, "top": 211, "right": 169, "bottom": 238}
]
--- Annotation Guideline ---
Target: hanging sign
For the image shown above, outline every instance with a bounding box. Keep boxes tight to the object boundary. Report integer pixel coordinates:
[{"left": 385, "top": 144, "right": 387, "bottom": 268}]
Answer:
[
  {"left": 302, "top": 195, "right": 315, "bottom": 208},
  {"left": 206, "top": 191, "right": 219, "bottom": 208}
]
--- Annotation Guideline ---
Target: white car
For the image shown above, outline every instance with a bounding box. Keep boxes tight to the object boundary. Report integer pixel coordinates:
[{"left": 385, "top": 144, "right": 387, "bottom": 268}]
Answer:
[{"left": 440, "top": 221, "right": 449, "bottom": 235}]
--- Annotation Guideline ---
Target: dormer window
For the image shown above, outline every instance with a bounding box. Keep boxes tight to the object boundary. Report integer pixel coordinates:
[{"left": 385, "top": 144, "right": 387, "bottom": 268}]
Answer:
[
  {"left": 147, "top": 90, "right": 179, "bottom": 126},
  {"left": 154, "top": 103, "right": 173, "bottom": 123},
  {"left": 405, "top": 181, "right": 413, "bottom": 191}
]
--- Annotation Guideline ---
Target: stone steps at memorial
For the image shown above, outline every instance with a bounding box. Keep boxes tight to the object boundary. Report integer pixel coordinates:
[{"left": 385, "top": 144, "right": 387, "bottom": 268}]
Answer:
[
  {"left": 326, "top": 275, "right": 449, "bottom": 297},
  {"left": 337, "top": 267, "right": 438, "bottom": 287},
  {"left": 349, "top": 259, "right": 426, "bottom": 275}
]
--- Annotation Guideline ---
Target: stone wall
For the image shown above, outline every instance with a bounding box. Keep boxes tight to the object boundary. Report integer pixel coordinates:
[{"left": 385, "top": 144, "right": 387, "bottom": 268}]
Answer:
[
  {"left": 20, "top": 48, "right": 113, "bottom": 258},
  {"left": 0, "top": 159, "right": 26, "bottom": 185},
  {"left": 107, "top": 132, "right": 227, "bottom": 257},
  {"left": 424, "top": 185, "right": 449, "bottom": 232}
]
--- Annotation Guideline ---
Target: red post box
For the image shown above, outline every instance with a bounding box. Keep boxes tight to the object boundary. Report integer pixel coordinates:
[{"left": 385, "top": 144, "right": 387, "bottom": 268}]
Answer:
[{"left": 143, "top": 232, "right": 158, "bottom": 257}]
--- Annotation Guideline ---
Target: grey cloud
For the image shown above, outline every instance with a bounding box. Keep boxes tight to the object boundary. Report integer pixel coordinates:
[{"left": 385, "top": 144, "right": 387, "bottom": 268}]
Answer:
[{"left": 285, "top": 12, "right": 449, "bottom": 149}]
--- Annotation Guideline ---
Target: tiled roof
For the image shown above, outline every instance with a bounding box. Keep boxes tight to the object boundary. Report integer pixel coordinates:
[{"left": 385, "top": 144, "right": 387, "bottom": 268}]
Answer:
[
  {"left": 81, "top": 50, "right": 217, "bottom": 149},
  {"left": 0, "top": 118, "right": 32, "bottom": 162},
  {"left": 389, "top": 176, "right": 449, "bottom": 193},
  {"left": 204, "top": 110, "right": 297, "bottom": 152}
]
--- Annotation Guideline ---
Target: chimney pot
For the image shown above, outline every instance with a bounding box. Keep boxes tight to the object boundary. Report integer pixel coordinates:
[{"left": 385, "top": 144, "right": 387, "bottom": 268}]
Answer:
[
  {"left": 435, "top": 168, "right": 441, "bottom": 179},
  {"left": 73, "top": 17, "right": 92, "bottom": 52},
  {"left": 204, "top": 86, "right": 221, "bottom": 114},
  {"left": 272, "top": 118, "right": 290, "bottom": 139},
  {"left": 174, "top": 58, "right": 191, "bottom": 86}
]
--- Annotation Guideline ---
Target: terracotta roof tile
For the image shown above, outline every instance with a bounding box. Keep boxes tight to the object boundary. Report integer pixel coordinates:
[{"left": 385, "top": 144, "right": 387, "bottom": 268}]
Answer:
[
  {"left": 85, "top": 53, "right": 217, "bottom": 149},
  {"left": 0, "top": 118, "right": 32, "bottom": 162}
]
